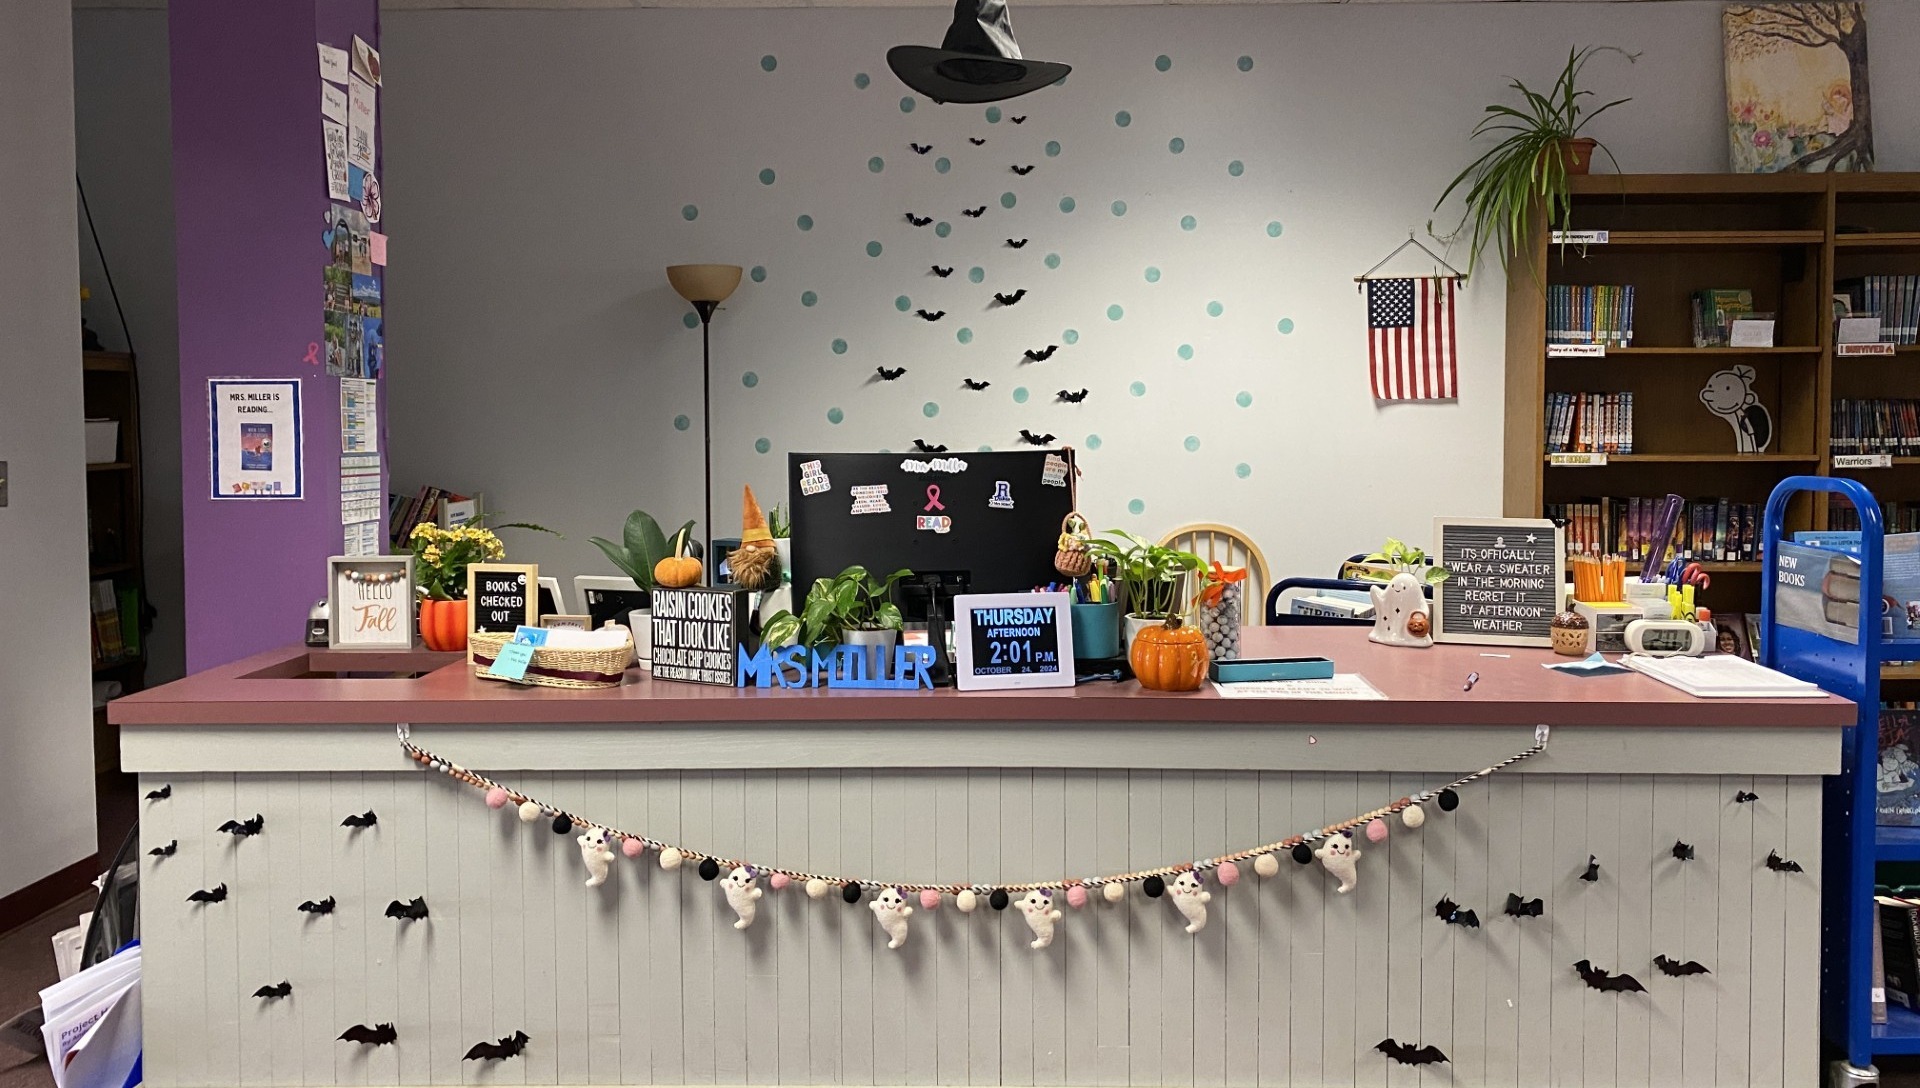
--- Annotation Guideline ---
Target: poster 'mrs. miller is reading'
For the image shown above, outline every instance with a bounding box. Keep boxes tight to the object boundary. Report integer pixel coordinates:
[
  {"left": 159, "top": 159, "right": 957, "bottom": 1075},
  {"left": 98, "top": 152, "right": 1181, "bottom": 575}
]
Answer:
[{"left": 209, "top": 379, "right": 303, "bottom": 499}]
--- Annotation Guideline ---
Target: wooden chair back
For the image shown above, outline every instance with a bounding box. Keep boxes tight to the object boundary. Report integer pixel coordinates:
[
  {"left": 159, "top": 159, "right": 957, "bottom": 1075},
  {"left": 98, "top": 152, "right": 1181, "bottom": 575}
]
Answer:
[{"left": 1157, "top": 523, "right": 1271, "bottom": 625}]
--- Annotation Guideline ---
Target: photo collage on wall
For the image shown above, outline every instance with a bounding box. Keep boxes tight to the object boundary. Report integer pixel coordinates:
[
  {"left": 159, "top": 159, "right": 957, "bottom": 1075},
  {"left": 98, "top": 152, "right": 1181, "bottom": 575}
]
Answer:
[{"left": 323, "top": 180, "right": 382, "bottom": 381}]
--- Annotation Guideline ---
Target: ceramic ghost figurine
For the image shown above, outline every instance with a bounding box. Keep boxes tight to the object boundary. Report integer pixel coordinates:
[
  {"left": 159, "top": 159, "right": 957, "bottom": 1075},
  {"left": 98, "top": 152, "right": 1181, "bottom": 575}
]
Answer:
[
  {"left": 577, "top": 827, "right": 616, "bottom": 887},
  {"left": 1368, "top": 572, "right": 1433, "bottom": 648},
  {"left": 1017, "top": 889, "right": 1063, "bottom": 949},
  {"left": 870, "top": 887, "right": 913, "bottom": 949},
  {"left": 1170, "top": 871, "right": 1212, "bottom": 933},
  {"left": 1314, "top": 833, "right": 1362, "bottom": 893},
  {"left": 722, "top": 866, "right": 763, "bottom": 929}
]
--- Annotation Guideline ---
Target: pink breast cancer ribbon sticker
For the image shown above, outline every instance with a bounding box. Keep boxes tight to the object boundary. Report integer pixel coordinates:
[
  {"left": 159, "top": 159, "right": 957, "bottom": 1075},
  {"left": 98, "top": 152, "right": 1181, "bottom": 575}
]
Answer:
[
  {"left": 302, "top": 342, "right": 321, "bottom": 366},
  {"left": 924, "top": 484, "right": 945, "bottom": 512}
]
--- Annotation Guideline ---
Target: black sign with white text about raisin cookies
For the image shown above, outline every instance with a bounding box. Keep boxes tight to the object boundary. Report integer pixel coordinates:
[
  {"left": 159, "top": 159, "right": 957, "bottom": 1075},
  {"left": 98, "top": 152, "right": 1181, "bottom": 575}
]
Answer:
[{"left": 649, "top": 588, "right": 748, "bottom": 686}]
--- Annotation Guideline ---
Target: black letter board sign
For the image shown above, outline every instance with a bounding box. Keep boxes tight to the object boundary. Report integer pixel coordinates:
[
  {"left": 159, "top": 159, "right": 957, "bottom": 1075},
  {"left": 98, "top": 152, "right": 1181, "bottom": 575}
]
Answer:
[
  {"left": 467, "top": 563, "right": 539, "bottom": 640},
  {"left": 1430, "top": 518, "right": 1564, "bottom": 647},
  {"left": 650, "top": 587, "right": 748, "bottom": 685}
]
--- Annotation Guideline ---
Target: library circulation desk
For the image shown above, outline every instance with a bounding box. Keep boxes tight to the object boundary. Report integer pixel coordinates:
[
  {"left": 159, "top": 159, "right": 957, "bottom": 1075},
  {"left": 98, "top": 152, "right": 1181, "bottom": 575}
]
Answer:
[{"left": 112, "top": 627, "right": 1847, "bottom": 1088}]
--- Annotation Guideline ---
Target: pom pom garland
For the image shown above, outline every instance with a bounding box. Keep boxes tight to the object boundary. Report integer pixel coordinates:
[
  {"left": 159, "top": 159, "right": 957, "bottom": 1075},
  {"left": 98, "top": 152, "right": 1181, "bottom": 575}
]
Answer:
[
  {"left": 1401, "top": 804, "right": 1426, "bottom": 828},
  {"left": 1067, "top": 884, "right": 1089, "bottom": 908},
  {"left": 842, "top": 883, "right": 863, "bottom": 904},
  {"left": 1366, "top": 818, "right": 1389, "bottom": 843},
  {"left": 1143, "top": 876, "right": 1166, "bottom": 898},
  {"left": 1437, "top": 789, "right": 1460, "bottom": 812},
  {"left": 805, "top": 878, "right": 829, "bottom": 899},
  {"left": 622, "top": 836, "right": 645, "bottom": 858},
  {"left": 699, "top": 858, "right": 722, "bottom": 881},
  {"left": 989, "top": 889, "right": 1010, "bottom": 911},
  {"left": 920, "top": 889, "right": 942, "bottom": 910},
  {"left": 517, "top": 801, "right": 542, "bottom": 823},
  {"left": 485, "top": 787, "right": 510, "bottom": 810},
  {"left": 1291, "top": 843, "right": 1314, "bottom": 865},
  {"left": 660, "top": 848, "right": 685, "bottom": 870},
  {"left": 1216, "top": 861, "right": 1240, "bottom": 886},
  {"left": 552, "top": 815, "right": 573, "bottom": 835},
  {"left": 957, "top": 890, "right": 979, "bottom": 912},
  {"left": 1253, "top": 853, "right": 1280, "bottom": 878},
  {"left": 769, "top": 872, "right": 791, "bottom": 891},
  {"left": 1103, "top": 882, "right": 1126, "bottom": 903}
]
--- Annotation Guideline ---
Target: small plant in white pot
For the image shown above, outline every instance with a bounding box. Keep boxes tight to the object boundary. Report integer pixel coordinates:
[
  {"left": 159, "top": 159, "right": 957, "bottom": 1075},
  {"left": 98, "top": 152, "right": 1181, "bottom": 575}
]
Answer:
[
  {"left": 762, "top": 565, "right": 911, "bottom": 676},
  {"left": 588, "top": 508, "right": 694, "bottom": 668},
  {"left": 1084, "top": 530, "right": 1206, "bottom": 652}
]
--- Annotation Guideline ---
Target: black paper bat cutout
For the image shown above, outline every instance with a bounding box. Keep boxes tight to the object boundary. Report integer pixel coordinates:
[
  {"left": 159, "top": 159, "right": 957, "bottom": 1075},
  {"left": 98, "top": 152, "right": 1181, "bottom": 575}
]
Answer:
[
  {"left": 146, "top": 784, "right": 171, "bottom": 801},
  {"left": 1005, "top": 238, "right": 1029, "bottom": 248},
  {"left": 876, "top": 366, "right": 907, "bottom": 381},
  {"left": 1011, "top": 165, "right": 1035, "bottom": 175},
  {"left": 254, "top": 981, "right": 292, "bottom": 999},
  {"left": 1503, "top": 893, "right": 1544, "bottom": 918},
  {"left": 915, "top": 309, "right": 946, "bottom": 321},
  {"left": 1653, "top": 955, "right": 1711, "bottom": 977},
  {"left": 1024, "top": 345, "right": 1059, "bottom": 362},
  {"left": 969, "top": 137, "right": 986, "bottom": 146},
  {"left": 218, "top": 814, "right": 265, "bottom": 837},
  {"left": 149, "top": 840, "right": 177, "bottom": 857},
  {"left": 913, "top": 440, "right": 948, "bottom": 454},
  {"left": 188, "top": 883, "right": 228, "bottom": 904},
  {"left": 1580, "top": 855, "right": 1600, "bottom": 882},
  {"left": 910, "top": 143, "right": 932, "bottom": 155},
  {"left": 1766, "top": 850, "right": 1804, "bottom": 873},
  {"left": 1057, "top": 388, "right": 1089, "bottom": 403},
  {"left": 1009, "top": 115, "right": 1027, "bottom": 124},
  {"left": 1734, "top": 790, "right": 1760, "bottom": 803},
  {"left": 1019, "top": 429, "right": 1055, "bottom": 446},
  {"left": 385, "top": 897, "right": 429, "bottom": 920},
  {"left": 994, "top": 289, "right": 1027, "bottom": 305},
  {"left": 1375, "top": 1039, "right": 1448, "bottom": 1066},
  {"left": 1574, "top": 959, "right": 1647, "bottom": 993},
  {"left": 962, "top": 378, "right": 992, "bottom": 390},
  {"left": 341, "top": 810, "right": 378, "bottom": 828},
  {"left": 464, "top": 1030, "right": 530, "bottom": 1061},
  {"left": 298, "top": 896, "right": 336, "bottom": 915},
  {"left": 1434, "top": 896, "right": 1480, "bottom": 928},
  {"left": 962, "top": 206, "right": 987, "bottom": 218},
  {"left": 339, "top": 1023, "right": 397, "bottom": 1046},
  {"left": 931, "top": 266, "right": 954, "bottom": 278},
  {"left": 1672, "top": 840, "right": 1695, "bottom": 861},
  {"left": 906, "top": 213, "right": 933, "bottom": 227}
]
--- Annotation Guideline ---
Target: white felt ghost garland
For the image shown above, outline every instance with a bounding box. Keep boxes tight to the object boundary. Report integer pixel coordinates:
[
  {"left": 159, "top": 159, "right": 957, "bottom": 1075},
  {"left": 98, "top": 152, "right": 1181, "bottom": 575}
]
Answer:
[
  {"left": 723, "top": 866, "right": 763, "bottom": 930},
  {"left": 1170, "top": 870, "right": 1212, "bottom": 933},
  {"left": 870, "top": 887, "right": 914, "bottom": 948},
  {"left": 577, "top": 828, "right": 615, "bottom": 888},
  {"left": 1017, "top": 889, "right": 1063, "bottom": 949},
  {"left": 1315, "top": 833, "right": 1362, "bottom": 893}
]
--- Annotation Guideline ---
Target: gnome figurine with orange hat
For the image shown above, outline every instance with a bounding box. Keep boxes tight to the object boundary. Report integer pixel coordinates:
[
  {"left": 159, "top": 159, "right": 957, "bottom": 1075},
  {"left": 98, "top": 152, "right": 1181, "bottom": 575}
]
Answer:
[{"left": 731, "top": 485, "right": 781, "bottom": 592}]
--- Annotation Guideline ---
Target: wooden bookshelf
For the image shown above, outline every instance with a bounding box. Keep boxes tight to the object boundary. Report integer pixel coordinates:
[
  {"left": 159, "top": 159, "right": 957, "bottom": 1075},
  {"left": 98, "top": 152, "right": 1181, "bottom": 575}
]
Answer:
[
  {"left": 84, "top": 350, "right": 146, "bottom": 695},
  {"left": 1504, "top": 172, "right": 1920, "bottom": 620}
]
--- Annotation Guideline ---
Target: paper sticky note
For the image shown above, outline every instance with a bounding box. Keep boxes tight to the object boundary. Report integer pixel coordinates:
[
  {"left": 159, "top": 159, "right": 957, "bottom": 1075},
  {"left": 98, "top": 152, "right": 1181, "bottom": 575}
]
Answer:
[
  {"left": 319, "top": 43, "right": 349, "bottom": 85},
  {"left": 369, "top": 232, "right": 387, "bottom": 266},
  {"left": 491, "top": 641, "right": 536, "bottom": 682},
  {"left": 1543, "top": 652, "right": 1628, "bottom": 676},
  {"left": 322, "top": 82, "right": 348, "bottom": 123},
  {"left": 512, "top": 625, "right": 550, "bottom": 647}
]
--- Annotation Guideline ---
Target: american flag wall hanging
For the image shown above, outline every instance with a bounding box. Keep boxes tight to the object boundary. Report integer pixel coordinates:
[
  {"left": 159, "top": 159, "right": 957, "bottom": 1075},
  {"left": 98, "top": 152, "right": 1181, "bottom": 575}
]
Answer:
[{"left": 1367, "top": 276, "right": 1459, "bottom": 401}]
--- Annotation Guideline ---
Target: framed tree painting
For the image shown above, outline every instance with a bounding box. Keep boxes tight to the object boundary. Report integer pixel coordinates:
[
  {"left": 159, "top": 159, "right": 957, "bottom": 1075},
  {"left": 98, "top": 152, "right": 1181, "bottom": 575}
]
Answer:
[{"left": 1724, "top": 2, "right": 1872, "bottom": 173}]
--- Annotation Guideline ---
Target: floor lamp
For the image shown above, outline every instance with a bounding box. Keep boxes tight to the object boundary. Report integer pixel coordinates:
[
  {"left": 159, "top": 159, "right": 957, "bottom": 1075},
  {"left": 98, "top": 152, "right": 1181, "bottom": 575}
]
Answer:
[{"left": 666, "top": 264, "right": 743, "bottom": 584}]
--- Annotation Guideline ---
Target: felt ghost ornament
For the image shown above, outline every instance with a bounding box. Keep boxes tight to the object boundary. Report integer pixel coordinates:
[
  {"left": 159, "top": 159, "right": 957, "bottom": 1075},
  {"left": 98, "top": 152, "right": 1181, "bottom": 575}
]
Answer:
[
  {"left": 1017, "top": 889, "right": 1063, "bottom": 949},
  {"left": 1315, "top": 833, "right": 1362, "bottom": 893},
  {"left": 518, "top": 801, "right": 542, "bottom": 823},
  {"left": 577, "top": 828, "right": 616, "bottom": 888},
  {"left": 870, "top": 887, "right": 914, "bottom": 948},
  {"left": 1169, "top": 871, "right": 1212, "bottom": 934},
  {"left": 722, "top": 866, "right": 763, "bottom": 930}
]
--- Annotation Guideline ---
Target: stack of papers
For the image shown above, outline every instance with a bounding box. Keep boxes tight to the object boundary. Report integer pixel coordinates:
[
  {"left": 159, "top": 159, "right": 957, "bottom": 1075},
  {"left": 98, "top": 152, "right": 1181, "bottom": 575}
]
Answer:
[
  {"left": 40, "top": 941, "right": 140, "bottom": 1088},
  {"left": 1621, "top": 653, "right": 1826, "bottom": 698}
]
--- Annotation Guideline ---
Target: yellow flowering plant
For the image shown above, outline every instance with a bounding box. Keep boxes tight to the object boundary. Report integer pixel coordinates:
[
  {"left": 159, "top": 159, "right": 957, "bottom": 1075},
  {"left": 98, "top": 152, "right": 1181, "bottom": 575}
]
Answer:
[{"left": 408, "top": 517, "right": 555, "bottom": 600}]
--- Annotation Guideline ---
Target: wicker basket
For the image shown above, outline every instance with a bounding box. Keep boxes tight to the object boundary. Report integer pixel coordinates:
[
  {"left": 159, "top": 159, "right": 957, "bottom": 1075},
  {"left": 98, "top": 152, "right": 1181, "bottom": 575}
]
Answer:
[
  {"left": 1054, "top": 512, "right": 1092, "bottom": 579},
  {"left": 470, "top": 629, "right": 633, "bottom": 689}
]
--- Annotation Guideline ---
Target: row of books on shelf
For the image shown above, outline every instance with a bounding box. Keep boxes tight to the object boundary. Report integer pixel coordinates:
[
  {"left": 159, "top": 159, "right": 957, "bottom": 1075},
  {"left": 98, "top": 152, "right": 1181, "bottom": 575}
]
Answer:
[
  {"left": 387, "top": 485, "right": 480, "bottom": 549},
  {"left": 1546, "top": 284, "right": 1635, "bottom": 346},
  {"left": 1690, "top": 288, "right": 1756, "bottom": 348},
  {"left": 89, "top": 579, "right": 140, "bottom": 666},
  {"left": 1543, "top": 391, "right": 1635, "bottom": 454},
  {"left": 1831, "top": 399, "right": 1920, "bottom": 456},
  {"left": 1831, "top": 503, "right": 1920, "bottom": 535},
  {"left": 1546, "top": 497, "right": 1762, "bottom": 563},
  {"left": 1839, "top": 276, "right": 1920, "bottom": 345}
]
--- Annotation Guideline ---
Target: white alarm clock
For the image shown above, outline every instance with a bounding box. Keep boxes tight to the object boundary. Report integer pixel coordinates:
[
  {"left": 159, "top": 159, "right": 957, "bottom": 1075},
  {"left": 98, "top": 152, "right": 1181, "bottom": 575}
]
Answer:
[{"left": 1623, "top": 618, "right": 1711, "bottom": 658}]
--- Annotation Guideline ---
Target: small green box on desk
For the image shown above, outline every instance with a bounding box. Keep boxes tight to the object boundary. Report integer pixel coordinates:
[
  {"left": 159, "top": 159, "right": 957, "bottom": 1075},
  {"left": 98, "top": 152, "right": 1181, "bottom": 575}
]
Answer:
[{"left": 1209, "top": 657, "right": 1336, "bottom": 683}]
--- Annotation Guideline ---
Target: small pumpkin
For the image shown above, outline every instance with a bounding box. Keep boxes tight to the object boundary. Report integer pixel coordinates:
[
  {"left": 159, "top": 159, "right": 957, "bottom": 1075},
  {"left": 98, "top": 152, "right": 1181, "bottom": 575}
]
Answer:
[
  {"left": 418, "top": 597, "right": 469, "bottom": 652},
  {"left": 653, "top": 526, "right": 704, "bottom": 588},
  {"left": 1130, "top": 616, "right": 1210, "bottom": 692}
]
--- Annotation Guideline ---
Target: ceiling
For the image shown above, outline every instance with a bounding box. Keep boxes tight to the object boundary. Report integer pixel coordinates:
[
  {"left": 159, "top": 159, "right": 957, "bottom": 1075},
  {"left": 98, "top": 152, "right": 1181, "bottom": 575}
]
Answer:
[{"left": 74, "top": 0, "right": 1689, "bottom": 9}]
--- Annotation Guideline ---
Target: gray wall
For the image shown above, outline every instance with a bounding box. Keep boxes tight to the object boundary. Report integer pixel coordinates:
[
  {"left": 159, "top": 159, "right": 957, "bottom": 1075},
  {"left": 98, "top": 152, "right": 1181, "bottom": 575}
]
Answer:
[
  {"left": 73, "top": 8, "right": 186, "bottom": 685},
  {"left": 0, "top": 0, "right": 100, "bottom": 897}
]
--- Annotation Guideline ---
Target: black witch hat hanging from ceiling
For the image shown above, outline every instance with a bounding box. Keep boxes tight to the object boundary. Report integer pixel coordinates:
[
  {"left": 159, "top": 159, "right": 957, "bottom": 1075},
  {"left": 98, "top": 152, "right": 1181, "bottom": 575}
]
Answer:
[{"left": 888, "top": 0, "right": 1070, "bottom": 105}]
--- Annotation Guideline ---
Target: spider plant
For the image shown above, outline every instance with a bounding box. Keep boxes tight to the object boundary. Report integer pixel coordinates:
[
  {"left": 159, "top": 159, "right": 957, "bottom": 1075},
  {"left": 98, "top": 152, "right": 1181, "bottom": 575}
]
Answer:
[{"left": 1433, "top": 46, "right": 1636, "bottom": 281}]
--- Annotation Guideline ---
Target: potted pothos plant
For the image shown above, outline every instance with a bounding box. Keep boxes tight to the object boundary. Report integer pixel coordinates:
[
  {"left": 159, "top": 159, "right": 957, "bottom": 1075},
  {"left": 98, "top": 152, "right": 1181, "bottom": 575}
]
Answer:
[
  {"left": 409, "top": 517, "right": 555, "bottom": 652},
  {"left": 760, "top": 565, "right": 912, "bottom": 659},
  {"left": 1354, "top": 537, "right": 1452, "bottom": 587},
  {"left": 589, "top": 509, "right": 696, "bottom": 666},
  {"left": 1433, "top": 45, "right": 1636, "bottom": 280},
  {"left": 1084, "top": 530, "right": 1206, "bottom": 651}
]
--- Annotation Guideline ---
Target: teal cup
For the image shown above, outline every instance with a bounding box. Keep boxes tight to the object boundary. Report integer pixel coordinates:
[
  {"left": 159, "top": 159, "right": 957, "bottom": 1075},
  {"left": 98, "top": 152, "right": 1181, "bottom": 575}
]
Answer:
[{"left": 1071, "top": 602, "right": 1122, "bottom": 661}]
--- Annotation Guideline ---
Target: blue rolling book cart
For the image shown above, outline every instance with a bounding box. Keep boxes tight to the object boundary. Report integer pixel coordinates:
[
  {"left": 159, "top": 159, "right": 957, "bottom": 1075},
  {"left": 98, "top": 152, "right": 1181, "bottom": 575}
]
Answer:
[{"left": 1764, "top": 477, "right": 1920, "bottom": 1087}]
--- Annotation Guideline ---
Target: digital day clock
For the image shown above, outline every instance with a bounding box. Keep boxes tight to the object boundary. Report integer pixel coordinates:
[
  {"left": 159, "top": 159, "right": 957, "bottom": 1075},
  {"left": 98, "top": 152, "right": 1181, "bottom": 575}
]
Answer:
[
  {"left": 1623, "top": 618, "right": 1710, "bottom": 658},
  {"left": 951, "top": 591, "right": 1076, "bottom": 691}
]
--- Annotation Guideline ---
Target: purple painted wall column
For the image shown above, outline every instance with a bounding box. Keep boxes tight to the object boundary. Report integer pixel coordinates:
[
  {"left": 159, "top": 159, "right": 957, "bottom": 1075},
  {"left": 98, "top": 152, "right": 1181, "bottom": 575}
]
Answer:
[{"left": 171, "top": 0, "right": 381, "bottom": 672}]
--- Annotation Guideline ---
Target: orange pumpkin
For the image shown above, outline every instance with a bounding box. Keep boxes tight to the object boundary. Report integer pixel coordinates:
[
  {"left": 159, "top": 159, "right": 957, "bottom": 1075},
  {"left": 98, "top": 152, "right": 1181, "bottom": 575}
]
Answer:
[
  {"left": 653, "top": 528, "right": 704, "bottom": 588},
  {"left": 1130, "top": 617, "right": 1209, "bottom": 691},
  {"left": 418, "top": 598, "right": 469, "bottom": 652}
]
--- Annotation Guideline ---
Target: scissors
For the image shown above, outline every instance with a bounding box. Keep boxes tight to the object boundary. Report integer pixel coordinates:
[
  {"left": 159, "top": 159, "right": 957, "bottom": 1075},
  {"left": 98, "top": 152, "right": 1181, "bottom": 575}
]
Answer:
[{"left": 1663, "top": 557, "right": 1711, "bottom": 591}]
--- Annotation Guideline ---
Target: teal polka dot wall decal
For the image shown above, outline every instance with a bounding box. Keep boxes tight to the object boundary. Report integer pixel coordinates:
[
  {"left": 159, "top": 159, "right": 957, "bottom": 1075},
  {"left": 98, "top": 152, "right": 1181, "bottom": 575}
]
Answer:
[
  {"left": 1115, "top": 110, "right": 1132, "bottom": 128},
  {"left": 868, "top": 156, "right": 885, "bottom": 173},
  {"left": 899, "top": 97, "right": 915, "bottom": 113},
  {"left": 1045, "top": 140, "right": 1062, "bottom": 157},
  {"left": 1228, "top": 160, "right": 1245, "bottom": 177},
  {"left": 1177, "top": 343, "right": 1193, "bottom": 360},
  {"left": 1238, "top": 55, "right": 1254, "bottom": 72},
  {"left": 1207, "top": 300, "right": 1224, "bottom": 317},
  {"left": 1063, "top": 328, "right": 1080, "bottom": 345},
  {"left": 957, "top": 327, "right": 974, "bottom": 345},
  {"left": 758, "top": 168, "right": 776, "bottom": 185},
  {"left": 866, "top": 241, "right": 883, "bottom": 257},
  {"left": 977, "top": 444, "right": 993, "bottom": 452},
  {"left": 831, "top": 338, "right": 848, "bottom": 354},
  {"left": 827, "top": 407, "right": 844, "bottom": 424},
  {"left": 1180, "top": 215, "right": 1198, "bottom": 231},
  {"left": 935, "top": 157, "right": 951, "bottom": 174},
  {"left": 1236, "top": 390, "right": 1252, "bottom": 407},
  {"left": 1169, "top": 137, "right": 1185, "bottom": 154},
  {"left": 1111, "top": 200, "right": 1128, "bottom": 217},
  {"left": 1236, "top": 463, "right": 1252, "bottom": 479},
  {"left": 985, "top": 106, "right": 1002, "bottom": 123},
  {"left": 1130, "top": 380, "right": 1147, "bottom": 397},
  {"left": 797, "top": 214, "right": 814, "bottom": 231},
  {"left": 1059, "top": 196, "right": 1076, "bottom": 213},
  {"left": 743, "top": 371, "right": 759, "bottom": 388},
  {"left": 1012, "top": 387, "right": 1029, "bottom": 404},
  {"left": 1184, "top": 435, "right": 1201, "bottom": 452},
  {"left": 854, "top": 72, "right": 870, "bottom": 89},
  {"left": 750, "top": 265, "right": 767, "bottom": 283},
  {"left": 1085, "top": 434, "right": 1102, "bottom": 450},
  {"left": 674, "top": 414, "right": 690, "bottom": 431},
  {"left": 968, "top": 266, "right": 985, "bottom": 284},
  {"left": 1128, "top": 499, "right": 1146, "bottom": 516},
  {"left": 1145, "top": 266, "right": 1161, "bottom": 283},
  {"left": 923, "top": 401, "right": 940, "bottom": 418},
  {"left": 1266, "top": 220, "right": 1283, "bottom": 238},
  {"left": 1044, "top": 252, "right": 1061, "bottom": 270},
  {"left": 1107, "top": 304, "right": 1124, "bottom": 321},
  {"left": 682, "top": 312, "right": 699, "bottom": 329},
  {"left": 1278, "top": 317, "right": 1296, "bottom": 334},
  {"left": 895, "top": 295, "right": 912, "bottom": 312},
  {"left": 755, "top": 437, "right": 772, "bottom": 454},
  {"left": 935, "top": 221, "right": 951, "bottom": 238},
  {"left": 1155, "top": 54, "right": 1172, "bottom": 72},
  {"left": 760, "top": 55, "right": 777, "bottom": 72},
  {"left": 1001, "top": 192, "right": 1017, "bottom": 209},
  {"left": 681, "top": 204, "right": 698, "bottom": 221},
  {"left": 801, "top": 290, "right": 818, "bottom": 307}
]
